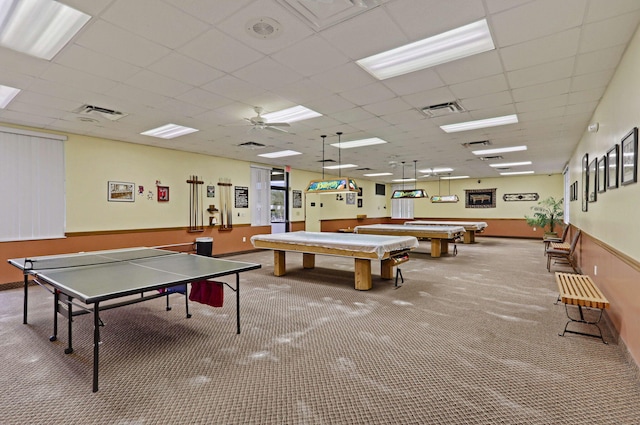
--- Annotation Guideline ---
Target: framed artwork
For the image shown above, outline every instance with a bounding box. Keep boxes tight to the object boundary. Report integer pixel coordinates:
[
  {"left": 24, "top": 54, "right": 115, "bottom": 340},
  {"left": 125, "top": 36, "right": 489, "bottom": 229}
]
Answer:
[
  {"left": 465, "top": 188, "right": 496, "bottom": 208},
  {"left": 357, "top": 187, "right": 363, "bottom": 197},
  {"left": 621, "top": 127, "right": 638, "bottom": 186},
  {"left": 157, "top": 186, "right": 169, "bottom": 202},
  {"left": 357, "top": 198, "right": 363, "bottom": 208},
  {"left": 581, "top": 153, "right": 588, "bottom": 212},
  {"left": 588, "top": 158, "right": 597, "bottom": 202},
  {"left": 108, "top": 181, "right": 135, "bottom": 202},
  {"left": 597, "top": 156, "right": 607, "bottom": 193},
  {"left": 292, "top": 190, "right": 302, "bottom": 208},
  {"left": 606, "top": 144, "right": 619, "bottom": 189},
  {"left": 346, "top": 192, "right": 356, "bottom": 205},
  {"left": 207, "top": 185, "right": 215, "bottom": 197}
]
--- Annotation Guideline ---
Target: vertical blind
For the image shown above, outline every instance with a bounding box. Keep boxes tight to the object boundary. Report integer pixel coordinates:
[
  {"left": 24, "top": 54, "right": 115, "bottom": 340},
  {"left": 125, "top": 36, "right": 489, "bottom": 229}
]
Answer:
[
  {"left": 0, "top": 127, "right": 66, "bottom": 241},
  {"left": 250, "top": 165, "right": 271, "bottom": 226},
  {"left": 390, "top": 184, "right": 414, "bottom": 219}
]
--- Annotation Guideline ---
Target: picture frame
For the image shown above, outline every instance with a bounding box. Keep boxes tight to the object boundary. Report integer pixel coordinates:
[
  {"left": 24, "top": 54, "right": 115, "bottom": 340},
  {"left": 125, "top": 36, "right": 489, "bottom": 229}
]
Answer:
[
  {"left": 621, "top": 127, "right": 638, "bottom": 186},
  {"left": 581, "top": 153, "right": 588, "bottom": 212},
  {"left": 357, "top": 198, "right": 363, "bottom": 208},
  {"left": 108, "top": 181, "right": 135, "bottom": 202},
  {"left": 597, "top": 155, "right": 606, "bottom": 193},
  {"left": 588, "top": 158, "right": 597, "bottom": 202},
  {"left": 346, "top": 192, "right": 356, "bottom": 205},
  {"left": 465, "top": 188, "right": 496, "bottom": 208},
  {"left": 157, "top": 185, "right": 169, "bottom": 202},
  {"left": 606, "top": 144, "right": 619, "bottom": 189}
]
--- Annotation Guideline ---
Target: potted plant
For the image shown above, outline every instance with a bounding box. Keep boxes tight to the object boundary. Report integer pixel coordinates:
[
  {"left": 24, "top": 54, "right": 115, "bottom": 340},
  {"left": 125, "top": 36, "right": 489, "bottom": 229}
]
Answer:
[{"left": 525, "top": 196, "right": 564, "bottom": 236}]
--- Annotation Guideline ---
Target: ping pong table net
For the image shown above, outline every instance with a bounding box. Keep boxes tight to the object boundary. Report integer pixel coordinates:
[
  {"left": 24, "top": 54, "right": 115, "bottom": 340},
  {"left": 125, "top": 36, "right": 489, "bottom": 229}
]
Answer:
[{"left": 22, "top": 248, "right": 181, "bottom": 271}]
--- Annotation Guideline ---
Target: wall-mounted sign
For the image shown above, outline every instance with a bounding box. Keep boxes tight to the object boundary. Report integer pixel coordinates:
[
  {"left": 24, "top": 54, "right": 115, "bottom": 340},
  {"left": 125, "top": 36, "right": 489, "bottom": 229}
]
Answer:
[
  {"left": 502, "top": 193, "right": 539, "bottom": 202},
  {"left": 234, "top": 186, "right": 248, "bottom": 208},
  {"left": 292, "top": 190, "right": 302, "bottom": 208}
]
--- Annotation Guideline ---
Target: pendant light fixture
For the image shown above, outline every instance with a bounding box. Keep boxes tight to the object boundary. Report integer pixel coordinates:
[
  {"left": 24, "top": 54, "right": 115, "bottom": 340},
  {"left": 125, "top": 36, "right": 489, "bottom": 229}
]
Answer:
[
  {"left": 306, "top": 132, "right": 359, "bottom": 194},
  {"left": 391, "top": 160, "right": 428, "bottom": 199},
  {"left": 431, "top": 173, "right": 459, "bottom": 202}
]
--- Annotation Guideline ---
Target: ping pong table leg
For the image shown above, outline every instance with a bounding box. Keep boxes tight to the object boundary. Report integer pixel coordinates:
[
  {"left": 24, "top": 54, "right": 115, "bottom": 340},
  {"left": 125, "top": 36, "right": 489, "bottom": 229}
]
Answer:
[
  {"left": 235, "top": 273, "right": 240, "bottom": 334},
  {"left": 64, "top": 295, "right": 74, "bottom": 354},
  {"left": 50, "top": 290, "right": 59, "bottom": 342},
  {"left": 23, "top": 274, "right": 28, "bottom": 324},
  {"left": 93, "top": 303, "right": 101, "bottom": 392}
]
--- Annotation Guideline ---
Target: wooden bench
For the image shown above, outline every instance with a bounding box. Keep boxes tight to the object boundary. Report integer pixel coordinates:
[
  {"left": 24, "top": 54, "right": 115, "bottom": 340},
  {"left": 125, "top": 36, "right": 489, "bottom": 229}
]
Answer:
[
  {"left": 555, "top": 272, "right": 610, "bottom": 344},
  {"left": 550, "top": 241, "right": 570, "bottom": 251}
]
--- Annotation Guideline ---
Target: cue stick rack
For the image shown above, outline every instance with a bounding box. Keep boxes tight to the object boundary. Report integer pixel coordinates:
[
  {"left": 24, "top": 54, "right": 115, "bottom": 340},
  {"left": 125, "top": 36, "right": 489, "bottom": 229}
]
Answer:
[
  {"left": 186, "top": 175, "right": 204, "bottom": 232},
  {"left": 217, "top": 178, "right": 233, "bottom": 231}
]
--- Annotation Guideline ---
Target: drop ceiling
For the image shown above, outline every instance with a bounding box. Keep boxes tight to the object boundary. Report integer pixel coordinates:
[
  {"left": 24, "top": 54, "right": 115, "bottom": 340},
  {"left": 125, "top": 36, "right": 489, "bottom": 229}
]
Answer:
[{"left": 1, "top": 0, "right": 639, "bottom": 182}]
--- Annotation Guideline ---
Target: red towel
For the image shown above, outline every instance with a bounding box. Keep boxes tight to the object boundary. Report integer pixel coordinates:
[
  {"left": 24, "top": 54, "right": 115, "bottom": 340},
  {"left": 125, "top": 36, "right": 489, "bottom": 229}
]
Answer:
[{"left": 189, "top": 280, "right": 224, "bottom": 307}]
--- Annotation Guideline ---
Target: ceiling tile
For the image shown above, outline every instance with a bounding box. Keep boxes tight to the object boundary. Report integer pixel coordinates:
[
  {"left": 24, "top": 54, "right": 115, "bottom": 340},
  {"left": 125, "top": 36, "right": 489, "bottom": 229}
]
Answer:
[
  {"left": 500, "top": 28, "right": 581, "bottom": 71},
  {"left": 148, "top": 53, "right": 225, "bottom": 86},
  {"left": 512, "top": 79, "right": 571, "bottom": 102},
  {"left": 271, "top": 35, "right": 351, "bottom": 77},
  {"left": 179, "top": 29, "right": 264, "bottom": 73}
]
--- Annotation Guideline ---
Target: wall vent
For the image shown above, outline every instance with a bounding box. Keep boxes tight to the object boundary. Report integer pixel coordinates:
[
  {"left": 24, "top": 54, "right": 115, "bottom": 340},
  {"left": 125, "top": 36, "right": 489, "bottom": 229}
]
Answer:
[
  {"left": 74, "top": 104, "right": 127, "bottom": 121},
  {"left": 421, "top": 101, "right": 464, "bottom": 118}
]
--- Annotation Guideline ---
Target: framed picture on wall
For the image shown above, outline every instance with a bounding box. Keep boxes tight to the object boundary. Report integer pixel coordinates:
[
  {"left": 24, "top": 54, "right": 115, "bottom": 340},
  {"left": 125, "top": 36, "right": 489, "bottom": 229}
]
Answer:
[
  {"left": 597, "top": 155, "right": 607, "bottom": 193},
  {"left": 588, "top": 158, "right": 597, "bottom": 202},
  {"left": 157, "top": 186, "right": 169, "bottom": 202},
  {"left": 108, "top": 181, "right": 135, "bottom": 202},
  {"left": 581, "top": 153, "right": 588, "bottom": 212},
  {"left": 621, "top": 127, "right": 638, "bottom": 186},
  {"left": 606, "top": 144, "right": 619, "bottom": 189}
]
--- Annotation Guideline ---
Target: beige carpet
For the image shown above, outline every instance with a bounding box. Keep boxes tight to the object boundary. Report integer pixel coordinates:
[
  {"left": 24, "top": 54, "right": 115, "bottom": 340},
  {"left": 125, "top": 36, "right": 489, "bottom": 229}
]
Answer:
[{"left": 1, "top": 237, "right": 639, "bottom": 424}]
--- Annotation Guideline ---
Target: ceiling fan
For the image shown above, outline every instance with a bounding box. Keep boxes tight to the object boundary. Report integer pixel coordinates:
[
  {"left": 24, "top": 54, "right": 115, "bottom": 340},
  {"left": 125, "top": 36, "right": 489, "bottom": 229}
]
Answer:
[{"left": 245, "top": 106, "right": 291, "bottom": 133}]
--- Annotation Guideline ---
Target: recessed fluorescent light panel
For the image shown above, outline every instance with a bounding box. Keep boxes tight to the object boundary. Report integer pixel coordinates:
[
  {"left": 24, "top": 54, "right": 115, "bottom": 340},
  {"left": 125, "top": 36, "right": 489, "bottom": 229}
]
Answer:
[
  {"left": 330, "top": 137, "right": 388, "bottom": 149},
  {"left": 472, "top": 145, "right": 527, "bottom": 156},
  {"left": 323, "top": 164, "right": 358, "bottom": 170},
  {"left": 0, "top": 84, "right": 20, "bottom": 108},
  {"left": 440, "top": 114, "right": 518, "bottom": 133},
  {"left": 0, "top": 0, "right": 91, "bottom": 60},
  {"left": 363, "top": 172, "right": 393, "bottom": 177},
  {"left": 141, "top": 124, "right": 199, "bottom": 139},
  {"left": 418, "top": 167, "right": 454, "bottom": 173},
  {"left": 258, "top": 150, "right": 301, "bottom": 158},
  {"left": 392, "top": 178, "right": 416, "bottom": 182},
  {"left": 489, "top": 161, "right": 532, "bottom": 168},
  {"left": 356, "top": 19, "right": 494, "bottom": 80},
  {"left": 262, "top": 105, "right": 321, "bottom": 123},
  {"left": 441, "top": 175, "right": 469, "bottom": 180},
  {"left": 500, "top": 171, "right": 534, "bottom": 176}
]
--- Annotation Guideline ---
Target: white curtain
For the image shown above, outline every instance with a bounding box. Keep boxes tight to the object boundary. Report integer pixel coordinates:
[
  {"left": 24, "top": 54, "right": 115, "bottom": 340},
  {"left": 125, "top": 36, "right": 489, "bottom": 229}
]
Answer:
[
  {"left": 250, "top": 165, "right": 271, "bottom": 226},
  {"left": 0, "top": 127, "right": 66, "bottom": 241},
  {"left": 390, "top": 184, "right": 414, "bottom": 219}
]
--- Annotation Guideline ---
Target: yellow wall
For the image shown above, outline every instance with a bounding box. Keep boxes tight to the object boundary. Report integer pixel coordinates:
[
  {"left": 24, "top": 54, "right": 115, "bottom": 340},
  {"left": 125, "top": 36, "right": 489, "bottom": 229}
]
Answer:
[{"left": 411, "top": 174, "right": 563, "bottom": 219}]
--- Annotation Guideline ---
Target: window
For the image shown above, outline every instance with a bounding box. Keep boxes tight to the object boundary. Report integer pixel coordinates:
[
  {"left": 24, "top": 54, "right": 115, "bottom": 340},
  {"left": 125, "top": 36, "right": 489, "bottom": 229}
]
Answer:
[
  {"left": 0, "top": 127, "right": 66, "bottom": 241},
  {"left": 390, "top": 184, "right": 414, "bottom": 219}
]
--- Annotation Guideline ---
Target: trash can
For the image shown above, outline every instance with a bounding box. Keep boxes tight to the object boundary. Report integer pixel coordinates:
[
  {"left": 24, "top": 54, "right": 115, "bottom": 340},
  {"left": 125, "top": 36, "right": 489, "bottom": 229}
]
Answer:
[{"left": 195, "top": 237, "right": 213, "bottom": 257}]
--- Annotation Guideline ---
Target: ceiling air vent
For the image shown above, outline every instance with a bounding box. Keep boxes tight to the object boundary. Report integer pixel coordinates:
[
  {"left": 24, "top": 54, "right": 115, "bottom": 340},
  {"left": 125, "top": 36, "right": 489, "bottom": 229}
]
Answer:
[
  {"left": 318, "top": 159, "right": 335, "bottom": 163},
  {"left": 462, "top": 140, "right": 491, "bottom": 148},
  {"left": 238, "top": 141, "right": 266, "bottom": 149},
  {"left": 421, "top": 101, "right": 464, "bottom": 118},
  {"left": 74, "top": 104, "right": 127, "bottom": 121},
  {"left": 479, "top": 155, "right": 503, "bottom": 161}
]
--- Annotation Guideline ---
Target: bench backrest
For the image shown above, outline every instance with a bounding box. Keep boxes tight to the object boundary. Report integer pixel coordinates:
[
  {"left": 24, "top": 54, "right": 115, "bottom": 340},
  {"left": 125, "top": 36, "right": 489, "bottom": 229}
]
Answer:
[{"left": 568, "top": 229, "right": 581, "bottom": 252}]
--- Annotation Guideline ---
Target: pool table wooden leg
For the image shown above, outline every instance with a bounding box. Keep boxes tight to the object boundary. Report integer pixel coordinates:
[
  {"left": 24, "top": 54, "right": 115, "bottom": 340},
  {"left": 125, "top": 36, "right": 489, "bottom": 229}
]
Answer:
[
  {"left": 354, "top": 258, "right": 372, "bottom": 290},
  {"left": 463, "top": 232, "right": 472, "bottom": 244},
  {"left": 303, "top": 253, "right": 315, "bottom": 269},
  {"left": 430, "top": 239, "right": 442, "bottom": 257},
  {"left": 274, "top": 250, "right": 286, "bottom": 276},
  {"left": 380, "top": 258, "right": 393, "bottom": 280}
]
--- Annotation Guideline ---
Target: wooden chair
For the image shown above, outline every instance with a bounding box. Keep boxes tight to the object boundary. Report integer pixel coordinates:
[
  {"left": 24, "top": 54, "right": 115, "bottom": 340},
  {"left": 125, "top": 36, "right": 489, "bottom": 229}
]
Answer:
[
  {"left": 546, "top": 230, "right": 581, "bottom": 272},
  {"left": 543, "top": 225, "right": 568, "bottom": 253}
]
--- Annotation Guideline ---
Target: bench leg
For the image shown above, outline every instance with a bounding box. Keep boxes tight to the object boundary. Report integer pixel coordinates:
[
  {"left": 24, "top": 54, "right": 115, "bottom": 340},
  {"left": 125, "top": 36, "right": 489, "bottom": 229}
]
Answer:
[{"left": 559, "top": 304, "right": 607, "bottom": 344}]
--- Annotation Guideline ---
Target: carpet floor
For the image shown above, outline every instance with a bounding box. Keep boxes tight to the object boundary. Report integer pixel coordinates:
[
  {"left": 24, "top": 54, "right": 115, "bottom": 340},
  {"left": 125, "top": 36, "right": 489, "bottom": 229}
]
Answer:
[{"left": 1, "top": 237, "right": 639, "bottom": 424}]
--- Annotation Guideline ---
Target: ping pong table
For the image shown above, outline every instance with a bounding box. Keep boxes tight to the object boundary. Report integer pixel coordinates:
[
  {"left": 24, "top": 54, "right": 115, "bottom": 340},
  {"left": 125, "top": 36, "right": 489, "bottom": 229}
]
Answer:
[{"left": 8, "top": 247, "right": 261, "bottom": 392}]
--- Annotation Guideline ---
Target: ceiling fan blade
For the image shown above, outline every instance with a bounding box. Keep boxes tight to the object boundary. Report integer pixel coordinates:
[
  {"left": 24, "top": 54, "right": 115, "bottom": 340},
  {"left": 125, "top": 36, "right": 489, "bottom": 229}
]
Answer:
[{"left": 265, "top": 126, "right": 290, "bottom": 134}]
